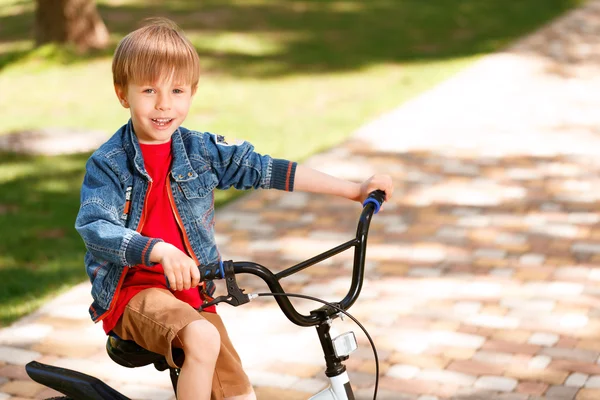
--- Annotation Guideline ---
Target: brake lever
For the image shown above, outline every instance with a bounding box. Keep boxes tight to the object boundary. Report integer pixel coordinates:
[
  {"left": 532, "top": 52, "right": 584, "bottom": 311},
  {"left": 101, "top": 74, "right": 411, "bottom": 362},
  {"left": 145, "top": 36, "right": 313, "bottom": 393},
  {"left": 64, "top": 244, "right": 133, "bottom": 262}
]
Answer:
[{"left": 198, "top": 260, "right": 250, "bottom": 311}]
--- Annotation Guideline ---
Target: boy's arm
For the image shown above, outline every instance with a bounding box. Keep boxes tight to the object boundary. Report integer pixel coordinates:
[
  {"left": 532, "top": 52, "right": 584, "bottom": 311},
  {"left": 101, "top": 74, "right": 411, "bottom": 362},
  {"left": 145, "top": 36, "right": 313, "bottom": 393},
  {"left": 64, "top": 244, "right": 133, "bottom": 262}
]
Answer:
[
  {"left": 294, "top": 165, "right": 394, "bottom": 204},
  {"left": 75, "top": 155, "right": 163, "bottom": 267},
  {"left": 202, "top": 133, "right": 296, "bottom": 192}
]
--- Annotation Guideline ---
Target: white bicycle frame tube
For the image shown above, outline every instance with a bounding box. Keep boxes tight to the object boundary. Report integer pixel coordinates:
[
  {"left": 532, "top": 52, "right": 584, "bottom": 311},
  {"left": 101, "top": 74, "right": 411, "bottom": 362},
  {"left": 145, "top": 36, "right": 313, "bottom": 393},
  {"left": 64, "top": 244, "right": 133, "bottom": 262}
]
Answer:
[{"left": 309, "top": 372, "right": 353, "bottom": 400}]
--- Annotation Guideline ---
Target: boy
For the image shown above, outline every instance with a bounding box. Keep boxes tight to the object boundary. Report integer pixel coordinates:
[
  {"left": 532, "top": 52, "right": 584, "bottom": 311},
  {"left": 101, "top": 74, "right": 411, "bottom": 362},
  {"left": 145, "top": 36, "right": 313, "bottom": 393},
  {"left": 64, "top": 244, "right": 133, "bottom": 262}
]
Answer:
[{"left": 75, "top": 18, "right": 393, "bottom": 400}]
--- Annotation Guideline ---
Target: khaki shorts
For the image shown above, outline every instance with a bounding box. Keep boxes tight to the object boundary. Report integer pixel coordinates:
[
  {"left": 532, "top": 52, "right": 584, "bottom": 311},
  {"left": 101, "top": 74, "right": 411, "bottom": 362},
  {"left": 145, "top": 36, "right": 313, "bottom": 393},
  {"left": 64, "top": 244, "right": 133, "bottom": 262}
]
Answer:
[{"left": 112, "top": 288, "right": 252, "bottom": 399}]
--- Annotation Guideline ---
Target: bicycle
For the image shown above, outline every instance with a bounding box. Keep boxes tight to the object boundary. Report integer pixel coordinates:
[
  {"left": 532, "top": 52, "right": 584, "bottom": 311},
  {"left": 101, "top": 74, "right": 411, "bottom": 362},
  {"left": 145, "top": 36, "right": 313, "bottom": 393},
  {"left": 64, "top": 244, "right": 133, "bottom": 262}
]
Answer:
[{"left": 26, "top": 190, "right": 387, "bottom": 400}]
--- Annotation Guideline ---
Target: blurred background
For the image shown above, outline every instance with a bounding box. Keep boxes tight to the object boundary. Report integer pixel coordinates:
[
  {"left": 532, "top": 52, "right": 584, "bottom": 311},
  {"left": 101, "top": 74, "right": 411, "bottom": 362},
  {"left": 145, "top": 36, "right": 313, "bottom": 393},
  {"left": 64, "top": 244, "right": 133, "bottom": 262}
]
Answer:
[{"left": 0, "top": 0, "right": 583, "bottom": 328}]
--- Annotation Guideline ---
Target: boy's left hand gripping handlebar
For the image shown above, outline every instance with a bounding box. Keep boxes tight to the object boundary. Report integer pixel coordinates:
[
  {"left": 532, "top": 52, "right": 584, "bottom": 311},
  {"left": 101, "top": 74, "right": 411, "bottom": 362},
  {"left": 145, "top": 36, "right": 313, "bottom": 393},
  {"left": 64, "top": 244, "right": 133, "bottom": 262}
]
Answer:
[
  {"left": 362, "top": 189, "right": 386, "bottom": 214},
  {"left": 199, "top": 261, "right": 225, "bottom": 281}
]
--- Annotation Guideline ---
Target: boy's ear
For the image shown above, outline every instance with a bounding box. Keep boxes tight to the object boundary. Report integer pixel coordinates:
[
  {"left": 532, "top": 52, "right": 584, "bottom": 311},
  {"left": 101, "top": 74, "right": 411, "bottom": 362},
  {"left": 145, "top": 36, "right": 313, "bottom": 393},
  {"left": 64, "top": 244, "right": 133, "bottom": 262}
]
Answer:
[
  {"left": 191, "top": 85, "right": 198, "bottom": 96},
  {"left": 114, "top": 84, "right": 129, "bottom": 108}
]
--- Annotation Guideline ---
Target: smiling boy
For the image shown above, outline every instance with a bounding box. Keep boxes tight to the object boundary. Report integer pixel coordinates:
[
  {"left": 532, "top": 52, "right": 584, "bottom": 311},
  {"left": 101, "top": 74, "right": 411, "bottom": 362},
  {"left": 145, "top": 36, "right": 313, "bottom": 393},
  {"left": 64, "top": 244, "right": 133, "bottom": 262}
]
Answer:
[{"left": 75, "top": 18, "right": 393, "bottom": 400}]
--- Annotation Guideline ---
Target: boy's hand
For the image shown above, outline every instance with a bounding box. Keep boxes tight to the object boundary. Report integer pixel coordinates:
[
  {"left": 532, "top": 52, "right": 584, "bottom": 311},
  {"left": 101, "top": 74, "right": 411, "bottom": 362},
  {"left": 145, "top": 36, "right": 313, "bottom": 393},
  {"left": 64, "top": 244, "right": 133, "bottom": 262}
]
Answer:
[
  {"left": 354, "top": 174, "right": 394, "bottom": 205},
  {"left": 150, "top": 242, "right": 200, "bottom": 291}
]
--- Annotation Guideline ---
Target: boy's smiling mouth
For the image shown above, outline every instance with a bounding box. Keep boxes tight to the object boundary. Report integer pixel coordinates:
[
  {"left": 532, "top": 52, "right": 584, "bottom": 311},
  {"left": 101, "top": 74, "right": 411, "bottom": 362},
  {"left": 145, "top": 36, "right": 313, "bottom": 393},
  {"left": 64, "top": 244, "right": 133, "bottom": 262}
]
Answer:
[{"left": 151, "top": 118, "right": 174, "bottom": 128}]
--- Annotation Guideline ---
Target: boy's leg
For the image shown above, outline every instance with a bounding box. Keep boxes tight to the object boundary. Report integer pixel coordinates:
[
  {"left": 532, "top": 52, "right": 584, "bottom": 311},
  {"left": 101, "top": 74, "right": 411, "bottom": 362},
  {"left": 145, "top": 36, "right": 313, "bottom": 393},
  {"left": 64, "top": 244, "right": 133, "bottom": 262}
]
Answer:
[
  {"left": 112, "top": 288, "right": 254, "bottom": 400},
  {"left": 201, "top": 312, "right": 255, "bottom": 400},
  {"left": 112, "top": 288, "right": 220, "bottom": 400},
  {"left": 176, "top": 319, "right": 221, "bottom": 400}
]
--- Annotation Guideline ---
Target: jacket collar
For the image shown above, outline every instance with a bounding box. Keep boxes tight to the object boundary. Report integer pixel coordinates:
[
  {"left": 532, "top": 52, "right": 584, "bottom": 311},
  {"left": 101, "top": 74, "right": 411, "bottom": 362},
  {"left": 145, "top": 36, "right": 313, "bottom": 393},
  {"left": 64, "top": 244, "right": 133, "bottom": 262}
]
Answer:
[{"left": 123, "top": 119, "right": 198, "bottom": 182}]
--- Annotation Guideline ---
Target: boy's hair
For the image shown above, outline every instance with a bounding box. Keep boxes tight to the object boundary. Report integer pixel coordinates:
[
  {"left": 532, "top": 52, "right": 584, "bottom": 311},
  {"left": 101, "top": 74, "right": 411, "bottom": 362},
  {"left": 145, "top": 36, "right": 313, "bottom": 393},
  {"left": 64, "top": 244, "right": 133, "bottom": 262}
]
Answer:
[{"left": 112, "top": 18, "right": 200, "bottom": 90}]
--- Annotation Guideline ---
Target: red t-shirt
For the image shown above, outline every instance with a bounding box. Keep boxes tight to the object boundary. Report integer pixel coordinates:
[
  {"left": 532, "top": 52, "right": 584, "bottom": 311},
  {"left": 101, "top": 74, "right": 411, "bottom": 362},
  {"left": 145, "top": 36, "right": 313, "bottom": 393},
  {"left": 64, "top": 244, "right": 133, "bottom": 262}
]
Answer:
[{"left": 102, "top": 140, "right": 214, "bottom": 334}]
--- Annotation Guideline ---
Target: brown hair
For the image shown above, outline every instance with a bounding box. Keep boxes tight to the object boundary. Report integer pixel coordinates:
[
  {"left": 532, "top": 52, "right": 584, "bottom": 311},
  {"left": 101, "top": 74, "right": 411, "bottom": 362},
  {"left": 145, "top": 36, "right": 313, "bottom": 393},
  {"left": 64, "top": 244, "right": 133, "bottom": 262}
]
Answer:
[{"left": 112, "top": 18, "right": 200, "bottom": 90}]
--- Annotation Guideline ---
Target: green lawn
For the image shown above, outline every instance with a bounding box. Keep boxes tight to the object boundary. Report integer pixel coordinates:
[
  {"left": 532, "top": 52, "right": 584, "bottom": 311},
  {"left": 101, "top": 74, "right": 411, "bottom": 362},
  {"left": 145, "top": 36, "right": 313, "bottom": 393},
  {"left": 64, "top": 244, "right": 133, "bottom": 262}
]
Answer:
[{"left": 0, "top": 0, "right": 582, "bottom": 325}]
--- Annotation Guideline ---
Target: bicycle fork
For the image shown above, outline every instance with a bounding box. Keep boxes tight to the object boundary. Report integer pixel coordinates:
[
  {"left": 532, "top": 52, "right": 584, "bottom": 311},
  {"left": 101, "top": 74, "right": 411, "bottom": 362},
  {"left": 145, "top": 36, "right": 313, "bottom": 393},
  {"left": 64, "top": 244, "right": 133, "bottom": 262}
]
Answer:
[{"left": 309, "top": 315, "right": 356, "bottom": 400}]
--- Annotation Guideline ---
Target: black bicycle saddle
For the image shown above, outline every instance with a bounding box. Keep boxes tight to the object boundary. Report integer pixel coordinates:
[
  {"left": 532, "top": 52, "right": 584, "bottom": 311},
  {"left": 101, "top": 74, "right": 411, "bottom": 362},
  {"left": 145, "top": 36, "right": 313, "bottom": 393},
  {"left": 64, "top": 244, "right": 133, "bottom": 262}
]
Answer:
[{"left": 106, "top": 336, "right": 182, "bottom": 371}]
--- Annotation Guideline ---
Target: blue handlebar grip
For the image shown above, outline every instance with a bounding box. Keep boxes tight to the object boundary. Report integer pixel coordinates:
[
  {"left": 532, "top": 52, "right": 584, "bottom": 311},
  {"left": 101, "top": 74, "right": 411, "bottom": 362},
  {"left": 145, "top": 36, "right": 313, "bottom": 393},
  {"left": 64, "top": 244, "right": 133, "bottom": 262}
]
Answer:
[
  {"left": 219, "top": 260, "right": 224, "bottom": 279},
  {"left": 362, "top": 197, "right": 381, "bottom": 214}
]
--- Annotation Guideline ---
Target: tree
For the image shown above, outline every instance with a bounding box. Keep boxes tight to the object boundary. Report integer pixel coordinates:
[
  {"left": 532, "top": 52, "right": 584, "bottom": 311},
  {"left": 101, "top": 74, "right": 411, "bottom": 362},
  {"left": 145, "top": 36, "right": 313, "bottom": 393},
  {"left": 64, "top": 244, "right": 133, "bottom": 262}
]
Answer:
[{"left": 34, "top": 0, "right": 109, "bottom": 51}]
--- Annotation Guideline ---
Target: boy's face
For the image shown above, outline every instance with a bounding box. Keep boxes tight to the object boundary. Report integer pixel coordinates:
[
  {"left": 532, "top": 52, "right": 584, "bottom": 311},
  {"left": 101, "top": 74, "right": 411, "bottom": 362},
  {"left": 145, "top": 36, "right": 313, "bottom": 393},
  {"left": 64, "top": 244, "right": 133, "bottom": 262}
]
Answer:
[{"left": 115, "top": 76, "right": 196, "bottom": 144}]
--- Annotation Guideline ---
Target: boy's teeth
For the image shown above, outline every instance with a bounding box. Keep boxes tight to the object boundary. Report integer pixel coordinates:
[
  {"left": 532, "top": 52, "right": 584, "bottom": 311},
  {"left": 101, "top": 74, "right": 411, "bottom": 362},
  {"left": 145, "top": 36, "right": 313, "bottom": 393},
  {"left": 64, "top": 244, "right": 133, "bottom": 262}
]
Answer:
[{"left": 152, "top": 118, "right": 171, "bottom": 126}]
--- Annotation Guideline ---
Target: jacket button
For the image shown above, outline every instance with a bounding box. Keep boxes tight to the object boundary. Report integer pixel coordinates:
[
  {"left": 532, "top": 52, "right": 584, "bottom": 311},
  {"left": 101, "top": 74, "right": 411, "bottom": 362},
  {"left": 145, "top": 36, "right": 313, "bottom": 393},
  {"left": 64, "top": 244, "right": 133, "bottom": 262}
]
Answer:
[
  {"left": 178, "top": 174, "right": 183, "bottom": 179},
  {"left": 188, "top": 172, "right": 193, "bottom": 177}
]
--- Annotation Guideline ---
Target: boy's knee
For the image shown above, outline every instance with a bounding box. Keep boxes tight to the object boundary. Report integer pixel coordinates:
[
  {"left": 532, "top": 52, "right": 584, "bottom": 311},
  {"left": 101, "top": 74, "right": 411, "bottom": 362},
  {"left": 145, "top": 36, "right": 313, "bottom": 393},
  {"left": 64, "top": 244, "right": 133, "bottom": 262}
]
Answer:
[{"left": 179, "top": 319, "right": 221, "bottom": 362}]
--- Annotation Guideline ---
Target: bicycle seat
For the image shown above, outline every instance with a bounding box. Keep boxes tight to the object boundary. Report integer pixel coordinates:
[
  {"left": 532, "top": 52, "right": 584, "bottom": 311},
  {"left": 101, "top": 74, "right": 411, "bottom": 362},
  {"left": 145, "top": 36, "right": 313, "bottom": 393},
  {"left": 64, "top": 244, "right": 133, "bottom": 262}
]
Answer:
[{"left": 106, "top": 336, "right": 166, "bottom": 369}]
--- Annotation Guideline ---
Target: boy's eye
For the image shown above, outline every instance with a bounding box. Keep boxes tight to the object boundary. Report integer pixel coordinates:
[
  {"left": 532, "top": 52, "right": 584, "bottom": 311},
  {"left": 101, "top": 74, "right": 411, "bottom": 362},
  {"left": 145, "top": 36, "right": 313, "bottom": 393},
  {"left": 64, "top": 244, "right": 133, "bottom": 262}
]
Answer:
[
  {"left": 143, "top": 88, "right": 155, "bottom": 94},
  {"left": 173, "top": 88, "right": 184, "bottom": 94}
]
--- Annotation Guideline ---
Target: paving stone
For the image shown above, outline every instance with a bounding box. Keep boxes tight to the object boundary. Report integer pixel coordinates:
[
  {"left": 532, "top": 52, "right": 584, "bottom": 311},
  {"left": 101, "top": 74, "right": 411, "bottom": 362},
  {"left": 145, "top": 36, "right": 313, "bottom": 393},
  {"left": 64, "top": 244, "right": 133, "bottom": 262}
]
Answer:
[
  {"left": 492, "top": 329, "right": 532, "bottom": 344},
  {"left": 584, "top": 375, "right": 600, "bottom": 388},
  {"left": 550, "top": 359, "right": 600, "bottom": 375},
  {"left": 577, "top": 388, "right": 600, "bottom": 400},
  {"left": 572, "top": 242, "right": 600, "bottom": 254},
  {"left": 388, "top": 353, "right": 449, "bottom": 369},
  {"left": 566, "top": 372, "right": 589, "bottom": 387},
  {"left": 0, "top": 380, "right": 44, "bottom": 398},
  {"left": 386, "top": 364, "right": 420, "bottom": 380},
  {"left": 545, "top": 385, "right": 579, "bottom": 399},
  {"left": 289, "top": 378, "right": 328, "bottom": 393},
  {"left": 577, "top": 340, "right": 600, "bottom": 352},
  {"left": 473, "top": 351, "right": 514, "bottom": 365},
  {"left": 528, "top": 332, "right": 560, "bottom": 346},
  {"left": 416, "top": 369, "right": 476, "bottom": 387},
  {"left": 474, "top": 375, "right": 518, "bottom": 392},
  {"left": 505, "top": 367, "right": 568, "bottom": 385},
  {"left": 247, "top": 370, "right": 299, "bottom": 389},
  {"left": 501, "top": 298, "right": 556, "bottom": 312},
  {"left": 428, "top": 331, "right": 486, "bottom": 349},
  {"left": 263, "top": 362, "right": 322, "bottom": 379},
  {"left": 0, "top": 324, "right": 53, "bottom": 347},
  {"left": 541, "top": 347, "right": 600, "bottom": 363},
  {"left": 446, "top": 359, "right": 504, "bottom": 376},
  {"left": 0, "top": 365, "right": 28, "bottom": 380},
  {"left": 516, "top": 381, "right": 549, "bottom": 396},
  {"left": 0, "top": 347, "right": 41, "bottom": 366},
  {"left": 481, "top": 339, "right": 541, "bottom": 355},
  {"left": 519, "top": 253, "right": 546, "bottom": 266}
]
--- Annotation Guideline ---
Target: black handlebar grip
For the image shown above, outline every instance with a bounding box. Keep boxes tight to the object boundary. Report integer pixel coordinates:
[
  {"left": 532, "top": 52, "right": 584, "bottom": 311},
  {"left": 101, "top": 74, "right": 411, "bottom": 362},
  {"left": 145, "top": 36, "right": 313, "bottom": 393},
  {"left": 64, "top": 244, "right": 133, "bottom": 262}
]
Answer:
[
  {"left": 362, "top": 189, "right": 386, "bottom": 214},
  {"left": 199, "top": 261, "right": 225, "bottom": 281}
]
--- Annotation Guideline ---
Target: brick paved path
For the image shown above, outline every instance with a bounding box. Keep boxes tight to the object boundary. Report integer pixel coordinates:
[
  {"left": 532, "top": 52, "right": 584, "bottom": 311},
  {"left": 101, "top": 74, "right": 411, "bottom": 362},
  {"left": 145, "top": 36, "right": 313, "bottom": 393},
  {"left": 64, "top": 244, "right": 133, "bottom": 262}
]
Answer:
[{"left": 3, "top": 2, "right": 600, "bottom": 399}]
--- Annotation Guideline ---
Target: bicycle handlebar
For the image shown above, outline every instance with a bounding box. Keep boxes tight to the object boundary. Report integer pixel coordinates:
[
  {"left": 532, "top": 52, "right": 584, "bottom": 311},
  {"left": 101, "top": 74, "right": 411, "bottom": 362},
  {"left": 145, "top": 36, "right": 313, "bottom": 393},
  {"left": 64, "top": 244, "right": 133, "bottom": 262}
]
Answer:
[{"left": 198, "top": 190, "right": 386, "bottom": 327}]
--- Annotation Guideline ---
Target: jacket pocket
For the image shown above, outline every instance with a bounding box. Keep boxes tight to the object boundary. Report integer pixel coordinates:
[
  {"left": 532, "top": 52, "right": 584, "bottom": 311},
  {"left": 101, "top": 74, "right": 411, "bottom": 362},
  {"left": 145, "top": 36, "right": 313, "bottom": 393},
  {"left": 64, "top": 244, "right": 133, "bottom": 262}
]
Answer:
[{"left": 178, "top": 171, "right": 218, "bottom": 199}]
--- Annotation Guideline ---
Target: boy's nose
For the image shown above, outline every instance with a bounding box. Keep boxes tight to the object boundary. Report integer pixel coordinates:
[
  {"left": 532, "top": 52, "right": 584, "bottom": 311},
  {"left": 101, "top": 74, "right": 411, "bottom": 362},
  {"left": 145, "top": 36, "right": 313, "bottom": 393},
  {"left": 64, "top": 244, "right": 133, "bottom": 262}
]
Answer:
[{"left": 156, "top": 94, "right": 171, "bottom": 111}]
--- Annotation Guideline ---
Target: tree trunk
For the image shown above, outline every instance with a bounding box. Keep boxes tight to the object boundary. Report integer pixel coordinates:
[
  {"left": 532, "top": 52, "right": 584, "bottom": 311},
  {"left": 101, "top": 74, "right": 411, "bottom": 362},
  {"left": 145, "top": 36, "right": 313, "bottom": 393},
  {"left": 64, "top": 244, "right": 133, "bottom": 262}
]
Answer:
[{"left": 35, "top": 0, "right": 109, "bottom": 51}]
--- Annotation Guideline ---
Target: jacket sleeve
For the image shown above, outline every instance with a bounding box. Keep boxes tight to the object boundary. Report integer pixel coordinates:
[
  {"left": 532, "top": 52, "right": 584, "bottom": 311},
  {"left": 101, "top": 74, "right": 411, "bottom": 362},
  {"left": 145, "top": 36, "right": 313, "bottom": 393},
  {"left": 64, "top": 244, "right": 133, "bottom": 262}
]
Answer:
[
  {"left": 202, "top": 133, "right": 297, "bottom": 191},
  {"left": 75, "top": 153, "right": 163, "bottom": 267}
]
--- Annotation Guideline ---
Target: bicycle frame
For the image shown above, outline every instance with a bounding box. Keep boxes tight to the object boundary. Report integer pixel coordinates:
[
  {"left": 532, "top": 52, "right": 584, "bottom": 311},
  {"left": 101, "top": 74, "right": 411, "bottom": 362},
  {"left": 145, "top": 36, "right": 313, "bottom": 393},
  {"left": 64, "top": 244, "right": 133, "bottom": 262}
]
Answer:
[{"left": 26, "top": 191, "right": 385, "bottom": 400}]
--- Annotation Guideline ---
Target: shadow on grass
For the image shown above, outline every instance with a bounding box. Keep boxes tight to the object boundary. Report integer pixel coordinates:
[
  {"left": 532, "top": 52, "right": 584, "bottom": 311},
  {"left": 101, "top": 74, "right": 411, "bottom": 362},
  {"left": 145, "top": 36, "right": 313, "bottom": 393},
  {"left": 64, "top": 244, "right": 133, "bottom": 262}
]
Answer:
[
  {"left": 0, "top": 152, "right": 89, "bottom": 325},
  {"left": 0, "top": 0, "right": 583, "bottom": 74}
]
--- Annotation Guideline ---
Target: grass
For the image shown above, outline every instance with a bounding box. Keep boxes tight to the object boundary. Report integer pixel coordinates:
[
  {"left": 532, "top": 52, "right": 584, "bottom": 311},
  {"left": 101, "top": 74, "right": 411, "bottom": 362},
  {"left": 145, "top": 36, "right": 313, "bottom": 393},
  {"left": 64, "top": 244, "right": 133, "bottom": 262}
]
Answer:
[{"left": 0, "top": 0, "right": 583, "bottom": 326}]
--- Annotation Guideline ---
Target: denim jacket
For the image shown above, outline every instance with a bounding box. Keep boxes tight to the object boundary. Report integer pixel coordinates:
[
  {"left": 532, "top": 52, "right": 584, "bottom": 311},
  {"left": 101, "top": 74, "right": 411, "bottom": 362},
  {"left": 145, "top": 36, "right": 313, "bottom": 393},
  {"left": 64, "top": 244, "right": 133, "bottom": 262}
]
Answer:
[{"left": 75, "top": 120, "right": 297, "bottom": 323}]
